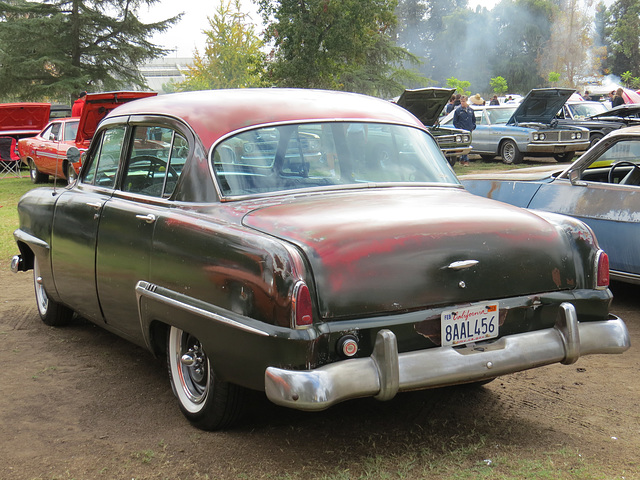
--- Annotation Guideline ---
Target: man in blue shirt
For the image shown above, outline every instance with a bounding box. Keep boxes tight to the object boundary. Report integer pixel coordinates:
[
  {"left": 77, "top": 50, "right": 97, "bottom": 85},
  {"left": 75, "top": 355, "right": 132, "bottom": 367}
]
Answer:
[{"left": 453, "top": 95, "right": 476, "bottom": 166}]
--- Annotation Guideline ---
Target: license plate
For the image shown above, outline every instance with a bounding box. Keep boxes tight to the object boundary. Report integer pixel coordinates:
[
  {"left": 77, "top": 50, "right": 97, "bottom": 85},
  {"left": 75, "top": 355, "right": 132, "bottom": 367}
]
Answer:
[{"left": 441, "top": 303, "right": 499, "bottom": 347}]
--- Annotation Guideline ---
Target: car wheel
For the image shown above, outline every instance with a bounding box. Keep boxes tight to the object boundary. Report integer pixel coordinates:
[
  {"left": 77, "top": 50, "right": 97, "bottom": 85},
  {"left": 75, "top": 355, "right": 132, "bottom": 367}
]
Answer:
[
  {"left": 167, "top": 326, "right": 244, "bottom": 430},
  {"left": 589, "top": 133, "right": 603, "bottom": 148},
  {"left": 29, "top": 159, "right": 47, "bottom": 184},
  {"left": 499, "top": 140, "right": 523, "bottom": 164},
  {"left": 448, "top": 156, "right": 458, "bottom": 166},
  {"left": 33, "top": 257, "right": 74, "bottom": 326},
  {"left": 553, "top": 152, "right": 574, "bottom": 162}
]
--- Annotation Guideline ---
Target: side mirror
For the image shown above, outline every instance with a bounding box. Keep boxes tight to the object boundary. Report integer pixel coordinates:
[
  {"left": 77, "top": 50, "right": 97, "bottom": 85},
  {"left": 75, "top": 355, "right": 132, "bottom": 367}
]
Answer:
[{"left": 568, "top": 168, "right": 586, "bottom": 186}]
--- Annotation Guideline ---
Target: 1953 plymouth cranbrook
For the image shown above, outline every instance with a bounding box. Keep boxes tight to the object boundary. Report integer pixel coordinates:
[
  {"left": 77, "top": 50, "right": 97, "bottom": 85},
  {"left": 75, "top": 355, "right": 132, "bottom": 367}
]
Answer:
[{"left": 11, "top": 89, "right": 630, "bottom": 430}]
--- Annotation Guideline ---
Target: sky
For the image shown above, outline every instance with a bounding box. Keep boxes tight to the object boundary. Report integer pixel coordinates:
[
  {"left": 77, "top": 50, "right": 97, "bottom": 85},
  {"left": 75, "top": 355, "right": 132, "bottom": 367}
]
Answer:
[
  {"left": 143, "top": 0, "right": 500, "bottom": 58},
  {"left": 142, "top": 0, "right": 259, "bottom": 57}
]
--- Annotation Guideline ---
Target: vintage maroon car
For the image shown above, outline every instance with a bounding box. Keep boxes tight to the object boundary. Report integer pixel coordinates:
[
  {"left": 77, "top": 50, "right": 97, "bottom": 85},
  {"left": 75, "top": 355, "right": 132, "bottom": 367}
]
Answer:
[
  {"left": 18, "top": 91, "right": 156, "bottom": 183},
  {"left": 12, "top": 89, "right": 630, "bottom": 430}
]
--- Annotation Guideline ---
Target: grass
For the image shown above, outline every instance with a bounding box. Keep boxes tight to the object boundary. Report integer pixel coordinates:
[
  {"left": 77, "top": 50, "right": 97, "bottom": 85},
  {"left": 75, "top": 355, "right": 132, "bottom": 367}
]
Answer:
[{"left": 0, "top": 176, "right": 37, "bottom": 267}]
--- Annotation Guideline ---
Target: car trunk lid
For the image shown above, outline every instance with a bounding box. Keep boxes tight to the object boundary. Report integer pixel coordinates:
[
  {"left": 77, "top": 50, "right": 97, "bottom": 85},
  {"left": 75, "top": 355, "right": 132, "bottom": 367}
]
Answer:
[
  {"left": 0, "top": 103, "right": 51, "bottom": 136},
  {"left": 76, "top": 91, "right": 158, "bottom": 145},
  {"left": 242, "top": 188, "right": 578, "bottom": 320}
]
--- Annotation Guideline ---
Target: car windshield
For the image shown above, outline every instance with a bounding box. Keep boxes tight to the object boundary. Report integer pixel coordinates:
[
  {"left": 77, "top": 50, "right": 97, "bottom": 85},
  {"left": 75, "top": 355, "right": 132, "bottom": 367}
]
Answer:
[
  {"left": 487, "top": 107, "right": 516, "bottom": 124},
  {"left": 212, "top": 122, "right": 459, "bottom": 196},
  {"left": 569, "top": 102, "right": 608, "bottom": 119}
]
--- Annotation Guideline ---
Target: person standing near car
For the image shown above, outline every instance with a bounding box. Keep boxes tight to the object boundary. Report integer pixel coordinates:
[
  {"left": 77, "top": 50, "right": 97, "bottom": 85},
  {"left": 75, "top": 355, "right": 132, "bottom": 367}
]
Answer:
[
  {"left": 453, "top": 95, "right": 476, "bottom": 166},
  {"left": 612, "top": 88, "right": 625, "bottom": 107},
  {"left": 72, "top": 91, "right": 86, "bottom": 117}
]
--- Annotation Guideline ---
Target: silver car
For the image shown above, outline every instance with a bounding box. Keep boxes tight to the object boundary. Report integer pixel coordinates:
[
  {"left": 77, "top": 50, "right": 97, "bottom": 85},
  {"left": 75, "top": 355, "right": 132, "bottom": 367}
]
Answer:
[{"left": 442, "top": 88, "right": 590, "bottom": 164}]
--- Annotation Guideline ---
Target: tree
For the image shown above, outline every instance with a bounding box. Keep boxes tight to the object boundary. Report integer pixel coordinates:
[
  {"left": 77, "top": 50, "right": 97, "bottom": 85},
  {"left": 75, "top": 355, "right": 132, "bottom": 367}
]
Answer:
[
  {"left": 538, "top": 0, "right": 594, "bottom": 88},
  {"left": 446, "top": 77, "right": 471, "bottom": 96},
  {"left": 179, "top": 0, "right": 264, "bottom": 91},
  {"left": 0, "top": 0, "right": 179, "bottom": 101},
  {"left": 490, "top": 76, "right": 508, "bottom": 94},
  {"left": 489, "top": 0, "right": 554, "bottom": 93},
  {"left": 605, "top": 0, "right": 640, "bottom": 77},
  {"left": 257, "top": 0, "right": 426, "bottom": 97}
]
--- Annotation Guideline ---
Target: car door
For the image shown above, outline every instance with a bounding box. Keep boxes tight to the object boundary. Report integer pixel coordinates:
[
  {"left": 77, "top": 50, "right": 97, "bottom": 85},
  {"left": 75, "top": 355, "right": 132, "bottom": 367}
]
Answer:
[
  {"left": 528, "top": 138, "right": 640, "bottom": 278},
  {"left": 50, "top": 125, "right": 126, "bottom": 322},
  {"left": 95, "top": 123, "right": 190, "bottom": 342}
]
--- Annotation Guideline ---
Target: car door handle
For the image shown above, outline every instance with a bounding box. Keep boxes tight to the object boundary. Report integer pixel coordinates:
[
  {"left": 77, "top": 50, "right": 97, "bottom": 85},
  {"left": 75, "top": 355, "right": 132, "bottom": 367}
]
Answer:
[
  {"left": 86, "top": 201, "right": 102, "bottom": 209},
  {"left": 135, "top": 213, "right": 157, "bottom": 224}
]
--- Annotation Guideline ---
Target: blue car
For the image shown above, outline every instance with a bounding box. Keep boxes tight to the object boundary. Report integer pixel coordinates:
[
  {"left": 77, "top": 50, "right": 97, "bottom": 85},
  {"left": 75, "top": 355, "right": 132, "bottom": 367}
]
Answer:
[
  {"left": 442, "top": 88, "right": 590, "bottom": 164},
  {"left": 461, "top": 126, "right": 640, "bottom": 284}
]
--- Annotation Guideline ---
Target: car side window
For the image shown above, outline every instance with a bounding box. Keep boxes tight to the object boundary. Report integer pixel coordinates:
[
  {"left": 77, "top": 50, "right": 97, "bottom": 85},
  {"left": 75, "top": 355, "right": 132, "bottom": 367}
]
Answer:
[
  {"left": 64, "top": 121, "right": 78, "bottom": 142},
  {"left": 122, "top": 126, "right": 188, "bottom": 198},
  {"left": 82, "top": 127, "right": 126, "bottom": 188},
  {"left": 49, "top": 123, "right": 61, "bottom": 141}
]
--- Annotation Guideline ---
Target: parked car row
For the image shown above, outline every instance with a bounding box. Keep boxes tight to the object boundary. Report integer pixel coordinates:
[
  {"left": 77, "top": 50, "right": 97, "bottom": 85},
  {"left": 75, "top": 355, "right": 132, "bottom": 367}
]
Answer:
[
  {"left": 441, "top": 88, "right": 591, "bottom": 164},
  {"left": 18, "top": 91, "right": 157, "bottom": 184},
  {"left": 11, "top": 88, "right": 630, "bottom": 430}
]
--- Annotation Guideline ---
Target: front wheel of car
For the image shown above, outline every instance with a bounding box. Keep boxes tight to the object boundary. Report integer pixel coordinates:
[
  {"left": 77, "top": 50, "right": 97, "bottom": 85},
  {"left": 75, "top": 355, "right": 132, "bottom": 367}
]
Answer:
[
  {"left": 448, "top": 156, "right": 458, "bottom": 166},
  {"left": 589, "top": 133, "right": 603, "bottom": 148},
  {"left": 499, "top": 140, "right": 523, "bottom": 164},
  {"left": 167, "top": 326, "right": 245, "bottom": 430},
  {"left": 29, "top": 159, "right": 48, "bottom": 184},
  {"left": 33, "top": 257, "right": 74, "bottom": 326},
  {"left": 554, "top": 152, "right": 575, "bottom": 162}
]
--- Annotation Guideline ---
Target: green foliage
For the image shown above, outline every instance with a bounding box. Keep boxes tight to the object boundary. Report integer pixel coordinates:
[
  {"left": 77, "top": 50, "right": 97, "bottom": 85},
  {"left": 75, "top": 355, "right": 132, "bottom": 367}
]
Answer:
[
  {"left": 490, "top": 76, "right": 508, "bottom": 94},
  {"left": 548, "top": 71, "right": 561, "bottom": 84},
  {"left": 621, "top": 70, "right": 633, "bottom": 86},
  {"left": 257, "top": 0, "right": 427, "bottom": 97},
  {"left": 179, "top": 0, "right": 265, "bottom": 91},
  {"left": 0, "top": 0, "right": 178, "bottom": 101},
  {"left": 446, "top": 77, "right": 471, "bottom": 96},
  {"left": 604, "top": 0, "right": 640, "bottom": 77}
]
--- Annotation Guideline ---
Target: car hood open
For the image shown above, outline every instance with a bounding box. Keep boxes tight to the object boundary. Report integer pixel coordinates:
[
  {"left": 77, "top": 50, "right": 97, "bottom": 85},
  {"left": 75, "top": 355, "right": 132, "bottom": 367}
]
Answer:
[
  {"left": 76, "top": 91, "right": 158, "bottom": 144},
  {"left": 242, "top": 188, "right": 581, "bottom": 320},
  {"left": 509, "top": 88, "right": 575, "bottom": 125},
  {"left": 395, "top": 88, "right": 455, "bottom": 127},
  {"left": 0, "top": 103, "right": 50, "bottom": 135}
]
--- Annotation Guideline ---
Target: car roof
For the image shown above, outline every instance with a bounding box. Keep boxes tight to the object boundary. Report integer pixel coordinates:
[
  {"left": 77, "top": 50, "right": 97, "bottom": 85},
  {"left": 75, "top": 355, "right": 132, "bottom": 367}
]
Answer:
[{"left": 104, "top": 89, "right": 427, "bottom": 149}]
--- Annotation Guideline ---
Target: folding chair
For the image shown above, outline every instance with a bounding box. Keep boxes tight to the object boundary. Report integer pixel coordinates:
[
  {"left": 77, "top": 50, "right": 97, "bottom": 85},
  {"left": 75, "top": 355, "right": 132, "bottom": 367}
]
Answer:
[{"left": 0, "top": 136, "right": 23, "bottom": 178}]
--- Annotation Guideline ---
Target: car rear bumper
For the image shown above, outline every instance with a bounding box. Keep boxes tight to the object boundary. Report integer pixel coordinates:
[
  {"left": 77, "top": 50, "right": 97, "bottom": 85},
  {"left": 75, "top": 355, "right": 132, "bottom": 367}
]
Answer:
[{"left": 265, "top": 303, "right": 629, "bottom": 411}]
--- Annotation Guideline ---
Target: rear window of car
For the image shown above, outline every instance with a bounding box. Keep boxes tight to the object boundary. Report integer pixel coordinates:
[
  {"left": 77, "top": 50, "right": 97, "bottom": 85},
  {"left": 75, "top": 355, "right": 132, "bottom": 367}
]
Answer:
[{"left": 212, "top": 122, "right": 458, "bottom": 197}]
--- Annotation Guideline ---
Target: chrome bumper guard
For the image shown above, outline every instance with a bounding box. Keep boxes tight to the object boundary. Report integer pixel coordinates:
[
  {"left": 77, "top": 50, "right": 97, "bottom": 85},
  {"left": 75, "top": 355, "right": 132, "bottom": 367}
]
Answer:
[{"left": 265, "top": 303, "right": 629, "bottom": 411}]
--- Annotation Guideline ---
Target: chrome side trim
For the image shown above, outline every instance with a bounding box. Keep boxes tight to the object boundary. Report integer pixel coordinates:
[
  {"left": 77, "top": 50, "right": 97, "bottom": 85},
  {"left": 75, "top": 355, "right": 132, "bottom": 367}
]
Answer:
[
  {"left": 610, "top": 269, "right": 640, "bottom": 285},
  {"left": 135, "top": 281, "right": 270, "bottom": 337},
  {"left": 265, "top": 306, "right": 629, "bottom": 411},
  {"left": 13, "top": 228, "right": 49, "bottom": 251}
]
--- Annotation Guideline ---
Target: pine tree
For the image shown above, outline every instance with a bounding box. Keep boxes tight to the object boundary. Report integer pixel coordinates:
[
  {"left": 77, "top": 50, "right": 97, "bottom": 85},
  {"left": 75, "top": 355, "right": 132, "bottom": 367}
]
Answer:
[{"left": 0, "top": 0, "right": 179, "bottom": 101}]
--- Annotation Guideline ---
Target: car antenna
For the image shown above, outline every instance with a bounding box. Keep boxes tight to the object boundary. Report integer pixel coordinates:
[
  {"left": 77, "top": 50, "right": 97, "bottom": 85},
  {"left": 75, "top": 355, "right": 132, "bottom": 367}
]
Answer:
[{"left": 52, "top": 158, "right": 59, "bottom": 196}]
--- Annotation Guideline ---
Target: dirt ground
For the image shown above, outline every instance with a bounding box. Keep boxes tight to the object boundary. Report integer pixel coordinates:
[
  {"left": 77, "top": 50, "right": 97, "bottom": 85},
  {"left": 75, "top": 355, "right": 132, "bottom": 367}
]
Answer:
[{"left": 0, "top": 266, "right": 638, "bottom": 480}]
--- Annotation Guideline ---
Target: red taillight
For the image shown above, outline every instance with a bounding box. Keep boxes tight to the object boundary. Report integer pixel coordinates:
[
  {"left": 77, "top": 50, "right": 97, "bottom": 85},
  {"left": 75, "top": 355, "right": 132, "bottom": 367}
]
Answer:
[
  {"left": 596, "top": 250, "right": 609, "bottom": 288},
  {"left": 292, "top": 281, "right": 313, "bottom": 327}
]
